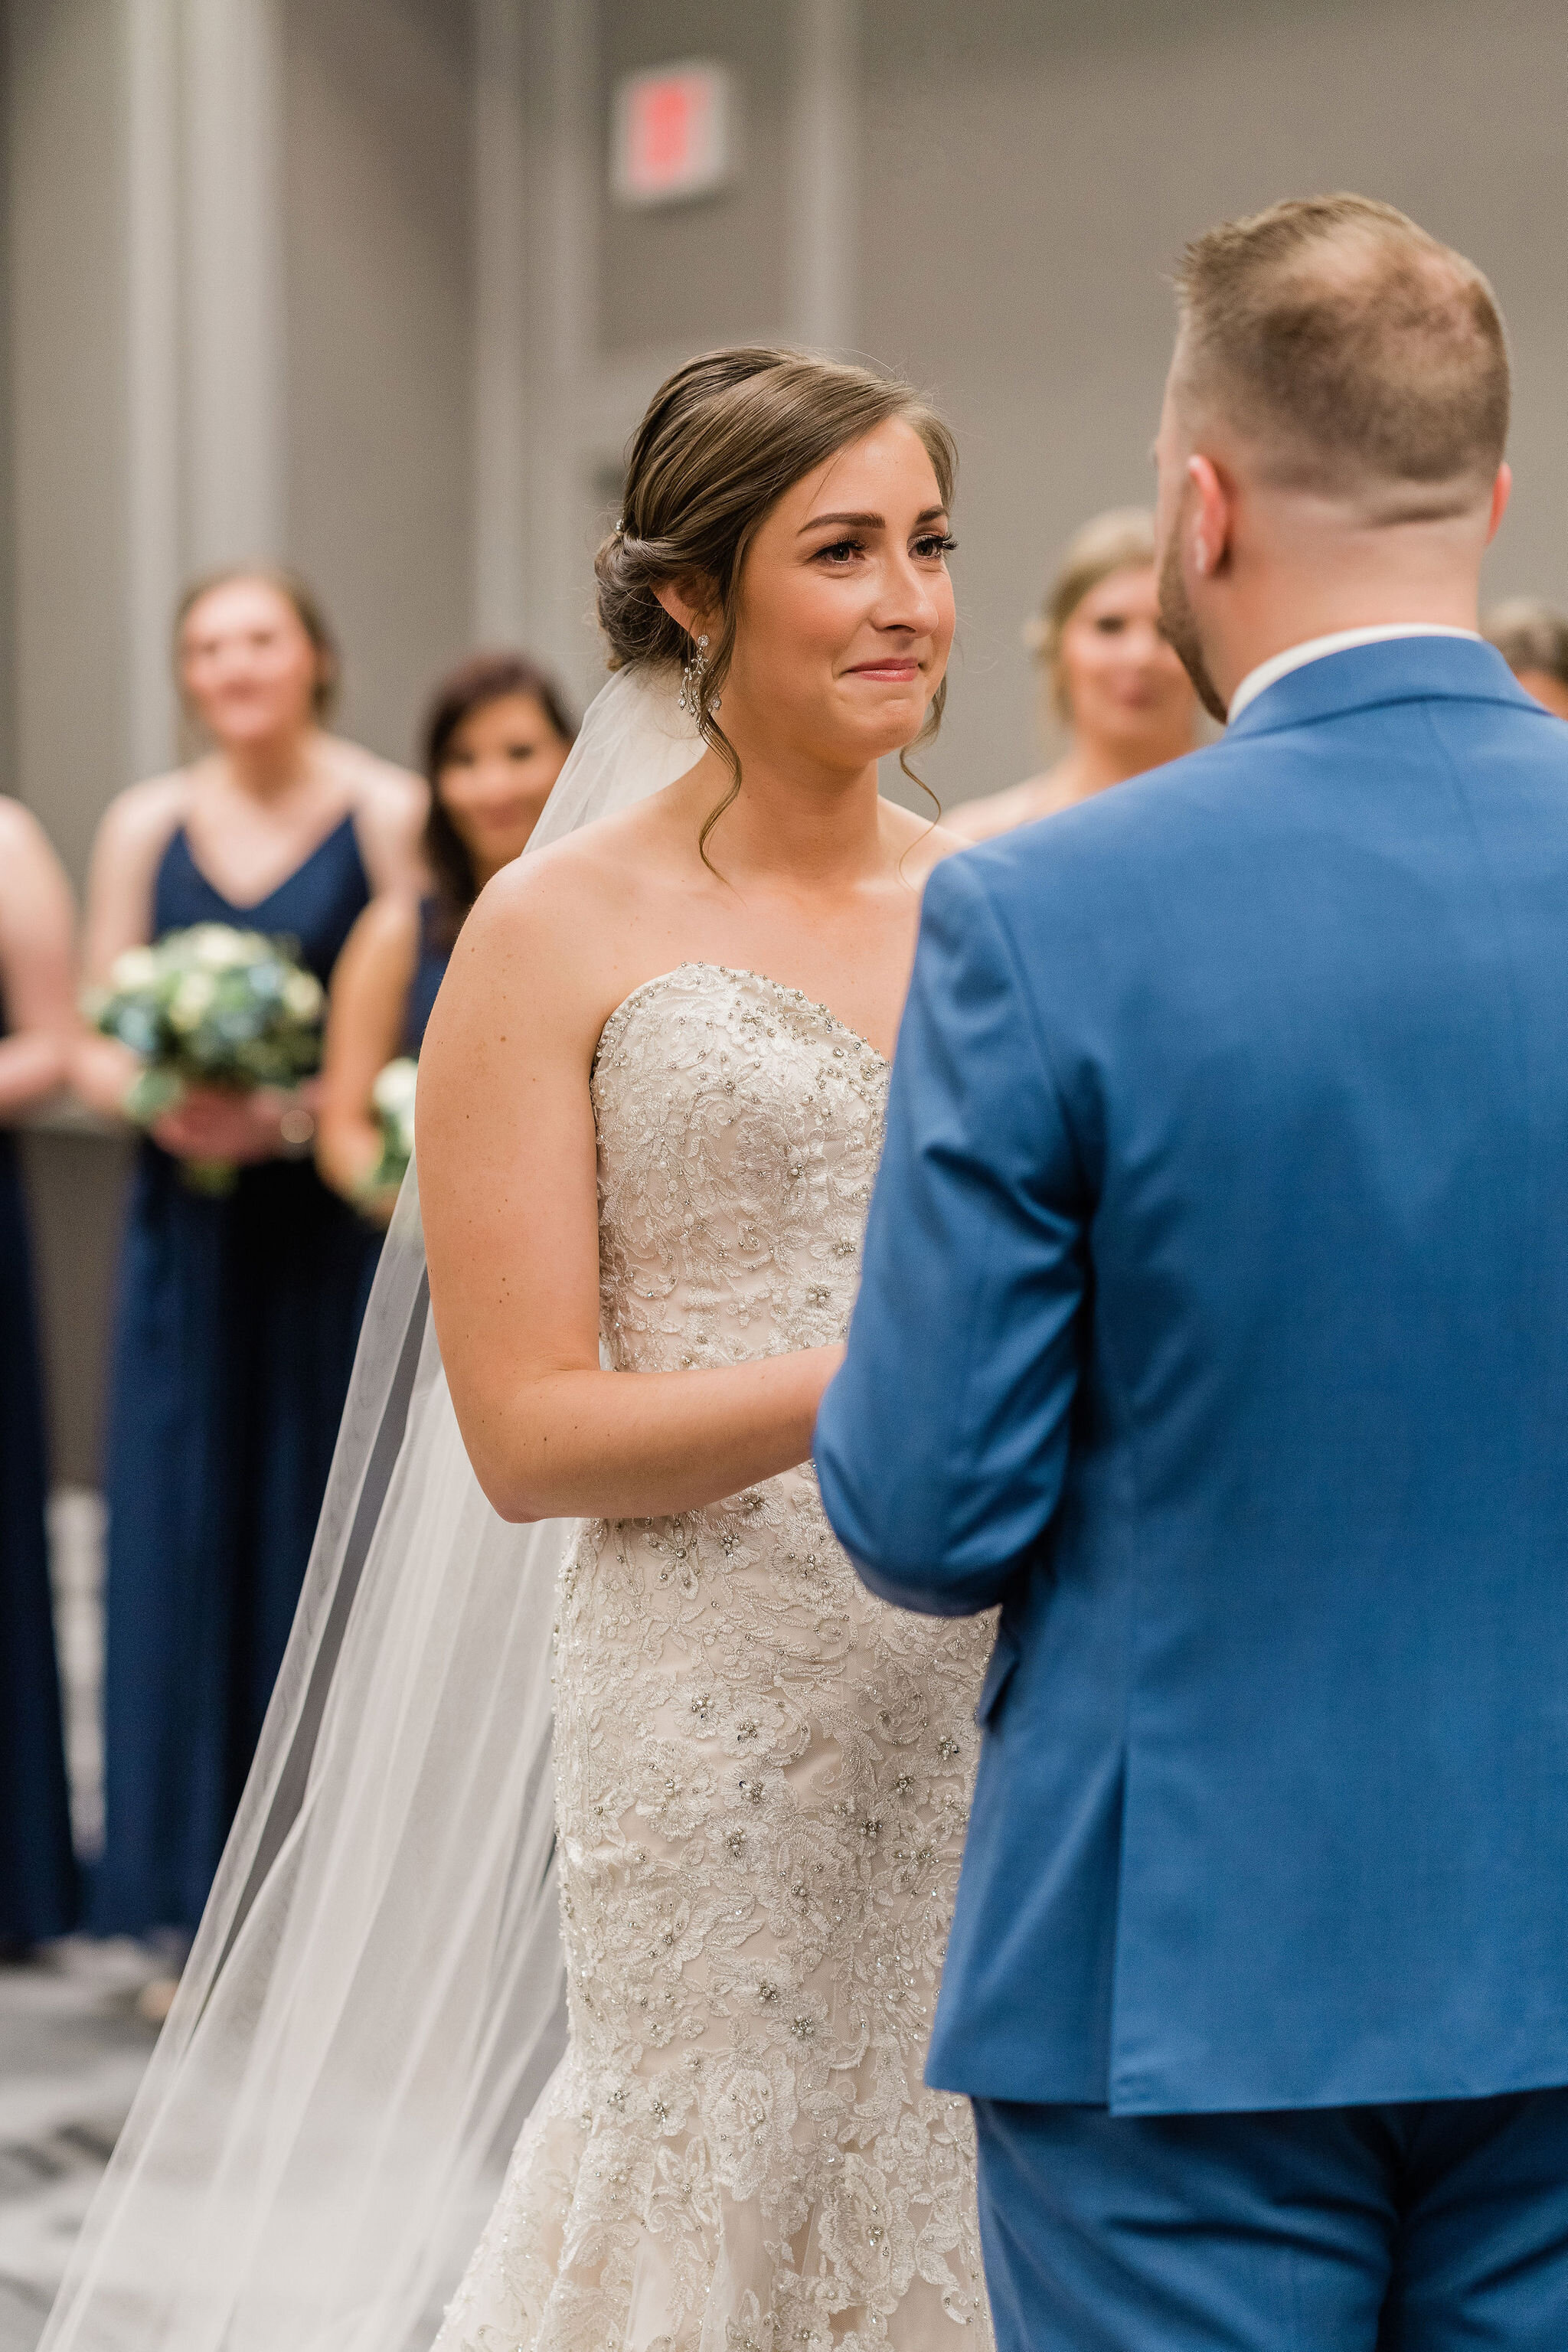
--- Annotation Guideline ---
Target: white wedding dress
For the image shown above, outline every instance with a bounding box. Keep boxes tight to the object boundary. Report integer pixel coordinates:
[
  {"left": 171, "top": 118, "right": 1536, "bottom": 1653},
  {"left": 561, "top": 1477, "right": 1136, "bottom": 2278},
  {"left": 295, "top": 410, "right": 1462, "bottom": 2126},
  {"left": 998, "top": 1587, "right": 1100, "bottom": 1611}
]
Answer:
[
  {"left": 36, "top": 678, "right": 991, "bottom": 2352},
  {"left": 436, "top": 962, "right": 995, "bottom": 2352}
]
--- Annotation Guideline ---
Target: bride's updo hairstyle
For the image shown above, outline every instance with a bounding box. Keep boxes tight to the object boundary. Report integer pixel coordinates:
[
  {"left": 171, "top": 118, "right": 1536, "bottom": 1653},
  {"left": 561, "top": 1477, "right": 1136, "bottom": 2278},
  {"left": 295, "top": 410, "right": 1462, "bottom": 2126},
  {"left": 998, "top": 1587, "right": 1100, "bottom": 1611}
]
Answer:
[{"left": 596, "top": 347, "right": 956, "bottom": 857}]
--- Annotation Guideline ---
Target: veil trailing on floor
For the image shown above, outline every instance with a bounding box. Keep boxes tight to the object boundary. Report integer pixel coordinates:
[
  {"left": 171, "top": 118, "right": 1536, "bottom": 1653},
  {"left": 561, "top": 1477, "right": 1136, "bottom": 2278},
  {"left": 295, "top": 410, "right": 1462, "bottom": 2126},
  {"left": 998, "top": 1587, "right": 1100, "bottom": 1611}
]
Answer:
[{"left": 41, "top": 665, "right": 705, "bottom": 2352}]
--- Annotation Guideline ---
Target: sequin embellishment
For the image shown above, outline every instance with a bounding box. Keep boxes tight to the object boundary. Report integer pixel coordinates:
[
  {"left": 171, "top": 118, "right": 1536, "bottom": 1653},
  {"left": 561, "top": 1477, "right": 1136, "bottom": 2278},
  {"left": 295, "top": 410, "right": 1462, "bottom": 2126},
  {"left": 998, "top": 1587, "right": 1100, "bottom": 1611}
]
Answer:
[{"left": 436, "top": 965, "right": 995, "bottom": 2352}]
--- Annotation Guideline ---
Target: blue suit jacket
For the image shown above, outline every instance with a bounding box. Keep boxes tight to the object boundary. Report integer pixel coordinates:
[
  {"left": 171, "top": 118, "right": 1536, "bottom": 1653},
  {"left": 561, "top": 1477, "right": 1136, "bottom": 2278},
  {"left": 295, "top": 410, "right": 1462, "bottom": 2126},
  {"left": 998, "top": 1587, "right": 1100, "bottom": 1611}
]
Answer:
[{"left": 815, "top": 637, "right": 1568, "bottom": 2116}]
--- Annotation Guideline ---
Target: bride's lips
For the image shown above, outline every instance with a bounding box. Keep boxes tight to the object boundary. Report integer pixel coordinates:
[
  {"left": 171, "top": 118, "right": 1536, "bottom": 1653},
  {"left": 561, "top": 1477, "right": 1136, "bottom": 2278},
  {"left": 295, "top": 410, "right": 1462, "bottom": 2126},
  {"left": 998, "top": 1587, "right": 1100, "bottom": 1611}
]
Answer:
[{"left": 844, "top": 658, "right": 920, "bottom": 682}]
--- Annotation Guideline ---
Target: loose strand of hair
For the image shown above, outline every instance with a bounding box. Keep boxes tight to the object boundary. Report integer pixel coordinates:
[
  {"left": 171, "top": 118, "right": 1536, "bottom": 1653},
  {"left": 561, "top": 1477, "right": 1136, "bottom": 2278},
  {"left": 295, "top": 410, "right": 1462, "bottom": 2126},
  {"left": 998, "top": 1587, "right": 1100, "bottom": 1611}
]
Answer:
[
  {"left": 897, "top": 747, "right": 943, "bottom": 824},
  {"left": 697, "top": 747, "right": 742, "bottom": 874},
  {"left": 894, "top": 678, "right": 946, "bottom": 880},
  {"left": 689, "top": 585, "right": 746, "bottom": 880}
]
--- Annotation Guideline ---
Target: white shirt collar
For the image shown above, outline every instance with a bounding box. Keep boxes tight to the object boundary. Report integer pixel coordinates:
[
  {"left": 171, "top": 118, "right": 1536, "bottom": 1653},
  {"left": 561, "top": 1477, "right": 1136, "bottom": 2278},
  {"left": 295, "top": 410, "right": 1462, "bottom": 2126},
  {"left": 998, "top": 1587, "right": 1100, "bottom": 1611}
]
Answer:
[{"left": 1227, "top": 625, "right": 1481, "bottom": 724}]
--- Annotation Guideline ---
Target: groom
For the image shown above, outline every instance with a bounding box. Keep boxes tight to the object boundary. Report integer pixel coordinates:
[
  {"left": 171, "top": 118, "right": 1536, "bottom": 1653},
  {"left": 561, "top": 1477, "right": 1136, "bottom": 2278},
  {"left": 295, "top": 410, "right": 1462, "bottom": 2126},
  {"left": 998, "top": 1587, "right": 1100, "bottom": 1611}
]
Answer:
[{"left": 816, "top": 194, "right": 1568, "bottom": 2350}]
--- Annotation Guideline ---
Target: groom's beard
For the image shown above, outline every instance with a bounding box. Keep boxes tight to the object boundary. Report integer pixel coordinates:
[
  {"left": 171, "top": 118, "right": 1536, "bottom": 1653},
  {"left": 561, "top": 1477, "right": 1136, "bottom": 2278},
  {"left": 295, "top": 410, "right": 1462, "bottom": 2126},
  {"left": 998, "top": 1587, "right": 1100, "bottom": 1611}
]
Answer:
[{"left": 1158, "top": 531, "right": 1229, "bottom": 724}]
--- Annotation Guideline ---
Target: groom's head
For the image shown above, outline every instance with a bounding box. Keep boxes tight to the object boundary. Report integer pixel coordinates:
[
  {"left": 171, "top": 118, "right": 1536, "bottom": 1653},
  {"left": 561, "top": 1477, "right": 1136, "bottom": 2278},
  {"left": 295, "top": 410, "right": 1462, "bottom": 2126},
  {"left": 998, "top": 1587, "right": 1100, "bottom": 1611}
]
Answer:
[{"left": 1154, "top": 196, "right": 1512, "bottom": 720}]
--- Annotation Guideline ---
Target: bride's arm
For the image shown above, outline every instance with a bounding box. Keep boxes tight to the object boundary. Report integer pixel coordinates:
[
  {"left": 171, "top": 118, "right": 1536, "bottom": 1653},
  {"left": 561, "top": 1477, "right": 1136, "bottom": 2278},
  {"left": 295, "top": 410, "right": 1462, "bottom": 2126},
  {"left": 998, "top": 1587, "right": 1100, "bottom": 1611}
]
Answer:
[{"left": 417, "top": 852, "right": 841, "bottom": 1524}]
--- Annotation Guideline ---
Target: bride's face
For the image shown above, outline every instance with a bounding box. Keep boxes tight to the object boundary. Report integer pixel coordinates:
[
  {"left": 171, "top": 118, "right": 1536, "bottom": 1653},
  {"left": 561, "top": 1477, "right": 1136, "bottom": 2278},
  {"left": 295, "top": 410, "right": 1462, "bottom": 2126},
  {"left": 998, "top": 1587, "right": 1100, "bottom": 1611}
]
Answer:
[{"left": 724, "top": 418, "right": 956, "bottom": 769}]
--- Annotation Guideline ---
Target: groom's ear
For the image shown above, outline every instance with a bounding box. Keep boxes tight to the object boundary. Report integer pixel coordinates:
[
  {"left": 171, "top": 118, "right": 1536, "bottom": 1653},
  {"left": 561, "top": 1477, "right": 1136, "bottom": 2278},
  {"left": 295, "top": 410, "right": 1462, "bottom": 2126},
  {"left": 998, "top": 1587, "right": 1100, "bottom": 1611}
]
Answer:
[{"left": 1187, "top": 454, "right": 1234, "bottom": 579}]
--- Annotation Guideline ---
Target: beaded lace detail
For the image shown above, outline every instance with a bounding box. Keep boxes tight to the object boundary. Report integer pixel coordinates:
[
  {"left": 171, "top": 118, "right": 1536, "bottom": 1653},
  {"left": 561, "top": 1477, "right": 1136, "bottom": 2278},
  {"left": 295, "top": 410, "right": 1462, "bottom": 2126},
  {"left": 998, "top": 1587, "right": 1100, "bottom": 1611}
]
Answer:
[{"left": 436, "top": 965, "right": 994, "bottom": 2352}]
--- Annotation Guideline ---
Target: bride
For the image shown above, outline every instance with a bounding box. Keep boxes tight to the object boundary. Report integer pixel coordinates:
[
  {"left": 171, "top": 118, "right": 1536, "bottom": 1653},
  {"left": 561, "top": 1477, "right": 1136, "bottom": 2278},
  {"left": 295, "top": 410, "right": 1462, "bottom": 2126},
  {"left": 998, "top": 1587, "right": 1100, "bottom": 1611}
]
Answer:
[
  {"left": 41, "top": 349, "right": 993, "bottom": 2352},
  {"left": 423, "top": 346, "right": 992, "bottom": 2349}
]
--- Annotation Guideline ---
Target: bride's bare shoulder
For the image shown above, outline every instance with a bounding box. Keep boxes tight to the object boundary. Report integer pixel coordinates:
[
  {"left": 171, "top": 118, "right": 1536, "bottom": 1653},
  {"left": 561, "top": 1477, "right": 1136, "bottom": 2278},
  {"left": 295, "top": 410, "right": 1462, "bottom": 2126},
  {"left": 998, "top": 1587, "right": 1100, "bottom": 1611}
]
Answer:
[
  {"left": 431, "top": 792, "right": 679, "bottom": 1060},
  {"left": 879, "top": 797, "right": 972, "bottom": 884},
  {"left": 474, "top": 791, "right": 671, "bottom": 935}
]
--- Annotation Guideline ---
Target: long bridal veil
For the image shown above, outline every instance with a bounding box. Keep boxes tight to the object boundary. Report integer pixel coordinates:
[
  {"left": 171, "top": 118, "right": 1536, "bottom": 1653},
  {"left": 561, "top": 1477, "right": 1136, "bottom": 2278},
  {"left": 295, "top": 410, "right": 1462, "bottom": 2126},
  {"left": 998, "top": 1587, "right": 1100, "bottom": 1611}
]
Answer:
[{"left": 42, "top": 666, "right": 705, "bottom": 2352}]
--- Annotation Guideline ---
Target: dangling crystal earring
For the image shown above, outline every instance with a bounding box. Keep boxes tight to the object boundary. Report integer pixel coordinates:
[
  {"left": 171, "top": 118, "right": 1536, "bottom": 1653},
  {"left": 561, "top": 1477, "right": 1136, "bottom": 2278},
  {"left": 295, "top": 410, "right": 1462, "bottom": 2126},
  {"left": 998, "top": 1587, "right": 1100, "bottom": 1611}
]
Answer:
[{"left": 679, "top": 632, "right": 709, "bottom": 717}]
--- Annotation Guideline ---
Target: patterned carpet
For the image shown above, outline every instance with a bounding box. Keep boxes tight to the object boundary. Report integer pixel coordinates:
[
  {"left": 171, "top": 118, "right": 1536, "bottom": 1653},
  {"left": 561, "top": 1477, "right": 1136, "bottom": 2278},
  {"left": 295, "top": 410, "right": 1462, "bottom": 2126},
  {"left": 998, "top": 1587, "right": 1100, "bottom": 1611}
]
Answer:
[
  {"left": 0, "top": 1942, "right": 161, "bottom": 2352},
  {"left": 0, "top": 1494, "right": 160, "bottom": 2352}
]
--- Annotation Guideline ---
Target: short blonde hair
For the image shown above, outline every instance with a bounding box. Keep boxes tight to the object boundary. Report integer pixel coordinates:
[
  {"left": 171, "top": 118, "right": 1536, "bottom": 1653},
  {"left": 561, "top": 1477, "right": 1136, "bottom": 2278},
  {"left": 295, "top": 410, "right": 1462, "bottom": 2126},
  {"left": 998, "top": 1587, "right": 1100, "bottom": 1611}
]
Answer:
[
  {"left": 1174, "top": 194, "right": 1509, "bottom": 502},
  {"left": 1025, "top": 507, "right": 1155, "bottom": 727},
  {"left": 1483, "top": 598, "right": 1568, "bottom": 691}
]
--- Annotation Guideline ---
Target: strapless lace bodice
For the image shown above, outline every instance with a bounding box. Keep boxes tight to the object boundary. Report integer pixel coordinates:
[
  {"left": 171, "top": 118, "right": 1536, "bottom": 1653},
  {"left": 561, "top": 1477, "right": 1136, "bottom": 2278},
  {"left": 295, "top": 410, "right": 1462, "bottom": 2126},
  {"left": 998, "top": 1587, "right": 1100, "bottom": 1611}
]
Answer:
[
  {"left": 438, "top": 965, "right": 994, "bottom": 2352},
  {"left": 593, "top": 963, "right": 889, "bottom": 1373}
]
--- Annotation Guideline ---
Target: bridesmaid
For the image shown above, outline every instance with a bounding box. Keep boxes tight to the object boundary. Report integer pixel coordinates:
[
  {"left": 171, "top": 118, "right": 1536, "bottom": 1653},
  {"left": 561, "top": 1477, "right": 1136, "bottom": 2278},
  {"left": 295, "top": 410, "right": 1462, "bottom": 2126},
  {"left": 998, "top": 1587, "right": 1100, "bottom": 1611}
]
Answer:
[
  {"left": 315, "top": 652, "right": 574, "bottom": 1223},
  {"left": 75, "top": 568, "right": 426, "bottom": 1943},
  {"left": 1482, "top": 598, "right": 1568, "bottom": 719},
  {"left": 0, "top": 803, "right": 78, "bottom": 1953},
  {"left": 950, "top": 506, "right": 1198, "bottom": 841}
]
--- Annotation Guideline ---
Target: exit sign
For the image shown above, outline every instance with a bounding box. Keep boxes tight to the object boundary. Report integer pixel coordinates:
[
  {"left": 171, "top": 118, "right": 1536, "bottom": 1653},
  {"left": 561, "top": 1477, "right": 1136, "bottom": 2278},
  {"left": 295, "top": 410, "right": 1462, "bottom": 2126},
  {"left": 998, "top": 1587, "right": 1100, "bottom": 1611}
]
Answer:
[{"left": 612, "top": 61, "right": 735, "bottom": 208}]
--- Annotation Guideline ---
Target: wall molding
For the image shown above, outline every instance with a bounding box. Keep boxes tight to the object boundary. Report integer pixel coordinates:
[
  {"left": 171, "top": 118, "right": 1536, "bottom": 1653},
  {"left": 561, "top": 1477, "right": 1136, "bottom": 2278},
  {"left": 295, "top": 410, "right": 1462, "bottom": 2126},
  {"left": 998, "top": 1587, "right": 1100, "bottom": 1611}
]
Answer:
[
  {"left": 788, "top": 0, "right": 856, "bottom": 355},
  {"left": 474, "top": 0, "right": 529, "bottom": 644},
  {"left": 181, "top": 0, "right": 284, "bottom": 570},
  {"left": 123, "top": 0, "right": 181, "bottom": 777},
  {"left": 534, "top": 0, "right": 599, "bottom": 693}
]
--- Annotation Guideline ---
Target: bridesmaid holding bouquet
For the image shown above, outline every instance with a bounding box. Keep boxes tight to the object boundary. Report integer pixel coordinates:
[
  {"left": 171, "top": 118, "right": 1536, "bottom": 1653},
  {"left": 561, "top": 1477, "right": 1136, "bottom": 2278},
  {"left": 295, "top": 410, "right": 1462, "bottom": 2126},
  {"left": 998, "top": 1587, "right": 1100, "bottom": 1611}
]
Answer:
[
  {"left": 75, "top": 570, "right": 426, "bottom": 1945},
  {"left": 0, "top": 802, "right": 78, "bottom": 1952}
]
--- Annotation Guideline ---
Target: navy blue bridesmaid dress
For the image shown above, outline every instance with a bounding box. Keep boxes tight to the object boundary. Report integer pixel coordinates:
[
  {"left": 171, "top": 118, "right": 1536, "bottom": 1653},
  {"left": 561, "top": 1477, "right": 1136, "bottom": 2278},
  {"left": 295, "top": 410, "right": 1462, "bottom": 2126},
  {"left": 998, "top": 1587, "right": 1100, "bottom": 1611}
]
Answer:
[
  {"left": 401, "top": 893, "right": 450, "bottom": 1056},
  {"left": 93, "top": 815, "right": 381, "bottom": 1937},
  {"left": 0, "top": 1008, "right": 77, "bottom": 1945}
]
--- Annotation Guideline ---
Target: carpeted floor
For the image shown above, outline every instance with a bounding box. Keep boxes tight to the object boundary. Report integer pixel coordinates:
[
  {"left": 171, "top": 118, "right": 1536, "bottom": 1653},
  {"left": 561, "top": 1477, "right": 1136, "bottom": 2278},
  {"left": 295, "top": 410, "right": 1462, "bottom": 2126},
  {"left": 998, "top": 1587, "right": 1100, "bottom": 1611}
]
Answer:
[
  {"left": 1, "top": 1493, "right": 163, "bottom": 2352},
  {"left": 0, "top": 1941, "right": 162, "bottom": 2352}
]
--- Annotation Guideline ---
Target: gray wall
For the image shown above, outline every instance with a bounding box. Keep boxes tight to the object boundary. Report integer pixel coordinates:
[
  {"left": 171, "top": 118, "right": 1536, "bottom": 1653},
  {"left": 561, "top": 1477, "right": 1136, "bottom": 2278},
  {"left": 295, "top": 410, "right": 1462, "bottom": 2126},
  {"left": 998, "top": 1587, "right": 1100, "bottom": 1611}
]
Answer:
[
  {"left": 2, "top": 0, "right": 480, "bottom": 882},
  {"left": 1, "top": 0, "right": 483, "bottom": 1481},
  {"left": 495, "top": 0, "right": 1568, "bottom": 810},
  {"left": 4, "top": 2, "right": 133, "bottom": 1485},
  {"left": 858, "top": 0, "right": 1568, "bottom": 805},
  {"left": 5, "top": 0, "right": 128, "bottom": 884},
  {"left": 597, "top": 4, "right": 791, "bottom": 358},
  {"left": 14, "top": 0, "right": 1563, "bottom": 856},
  {"left": 284, "top": 0, "right": 476, "bottom": 770},
  {"left": 5, "top": 0, "right": 1568, "bottom": 1478}
]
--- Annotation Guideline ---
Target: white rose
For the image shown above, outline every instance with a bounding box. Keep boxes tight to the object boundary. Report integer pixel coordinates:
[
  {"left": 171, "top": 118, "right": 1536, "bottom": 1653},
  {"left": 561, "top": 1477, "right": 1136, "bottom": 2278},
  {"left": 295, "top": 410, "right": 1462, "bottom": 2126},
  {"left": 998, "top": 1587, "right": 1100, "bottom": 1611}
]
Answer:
[
  {"left": 109, "top": 946, "right": 161, "bottom": 994},
  {"left": 168, "top": 971, "right": 217, "bottom": 1032},
  {"left": 372, "top": 1057, "right": 419, "bottom": 1122},
  {"left": 191, "top": 924, "right": 253, "bottom": 971},
  {"left": 283, "top": 970, "right": 324, "bottom": 1023}
]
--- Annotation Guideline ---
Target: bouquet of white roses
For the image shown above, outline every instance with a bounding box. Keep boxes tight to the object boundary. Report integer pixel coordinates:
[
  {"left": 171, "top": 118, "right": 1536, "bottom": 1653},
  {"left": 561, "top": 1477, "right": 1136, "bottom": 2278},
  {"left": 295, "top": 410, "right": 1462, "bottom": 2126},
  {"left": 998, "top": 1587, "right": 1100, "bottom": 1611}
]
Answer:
[
  {"left": 85, "top": 922, "right": 325, "bottom": 1191},
  {"left": 363, "top": 1055, "right": 418, "bottom": 1199}
]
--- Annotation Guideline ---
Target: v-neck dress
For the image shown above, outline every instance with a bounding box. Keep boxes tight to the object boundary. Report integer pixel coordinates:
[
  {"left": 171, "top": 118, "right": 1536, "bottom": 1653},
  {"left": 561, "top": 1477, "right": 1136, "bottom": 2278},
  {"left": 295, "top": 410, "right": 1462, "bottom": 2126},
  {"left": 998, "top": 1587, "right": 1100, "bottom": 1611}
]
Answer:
[
  {"left": 92, "top": 814, "right": 380, "bottom": 1936},
  {"left": 0, "top": 990, "right": 77, "bottom": 1943}
]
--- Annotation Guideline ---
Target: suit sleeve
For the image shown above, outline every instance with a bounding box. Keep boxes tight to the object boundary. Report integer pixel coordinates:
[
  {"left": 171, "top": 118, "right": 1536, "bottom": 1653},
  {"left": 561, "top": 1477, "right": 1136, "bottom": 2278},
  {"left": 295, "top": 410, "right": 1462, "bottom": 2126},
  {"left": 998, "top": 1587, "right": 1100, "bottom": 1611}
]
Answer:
[{"left": 814, "top": 853, "right": 1089, "bottom": 1615}]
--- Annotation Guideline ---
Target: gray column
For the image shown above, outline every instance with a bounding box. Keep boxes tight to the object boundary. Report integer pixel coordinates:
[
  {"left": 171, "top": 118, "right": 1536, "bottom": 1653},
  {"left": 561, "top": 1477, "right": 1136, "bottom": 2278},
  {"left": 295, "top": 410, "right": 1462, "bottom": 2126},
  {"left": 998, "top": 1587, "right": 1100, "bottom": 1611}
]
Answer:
[
  {"left": 535, "top": 0, "right": 597, "bottom": 694},
  {"left": 7, "top": 0, "right": 132, "bottom": 879},
  {"left": 474, "top": 0, "right": 530, "bottom": 645},
  {"left": 124, "top": 0, "right": 182, "bottom": 779},
  {"left": 788, "top": 0, "right": 856, "bottom": 355},
  {"left": 181, "top": 0, "right": 285, "bottom": 571}
]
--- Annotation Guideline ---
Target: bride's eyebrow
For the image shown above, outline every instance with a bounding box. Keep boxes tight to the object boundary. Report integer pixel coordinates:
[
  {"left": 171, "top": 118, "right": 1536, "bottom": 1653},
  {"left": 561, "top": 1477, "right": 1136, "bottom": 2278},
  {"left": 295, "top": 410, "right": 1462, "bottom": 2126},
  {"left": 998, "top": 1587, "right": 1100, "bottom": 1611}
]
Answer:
[
  {"left": 797, "top": 505, "right": 949, "bottom": 535},
  {"left": 799, "top": 509, "right": 883, "bottom": 534}
]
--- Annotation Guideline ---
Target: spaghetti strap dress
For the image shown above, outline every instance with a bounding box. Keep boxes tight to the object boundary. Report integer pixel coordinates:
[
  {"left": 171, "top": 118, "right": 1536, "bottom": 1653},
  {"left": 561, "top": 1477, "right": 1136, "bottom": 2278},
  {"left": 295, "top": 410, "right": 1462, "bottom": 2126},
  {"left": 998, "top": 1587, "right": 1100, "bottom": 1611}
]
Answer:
[
  {"left": 348, "top": 890, "right": 452, "bottom": 1331},
  {"left": 92, "top": 814, "right": 380, "bottom": 1937},
  {"left": 400, "top": 893, "right": 450, "bottom": 1056},
  {"left": 0, "top": 999, "right": 76, "bottom": 1944}
]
